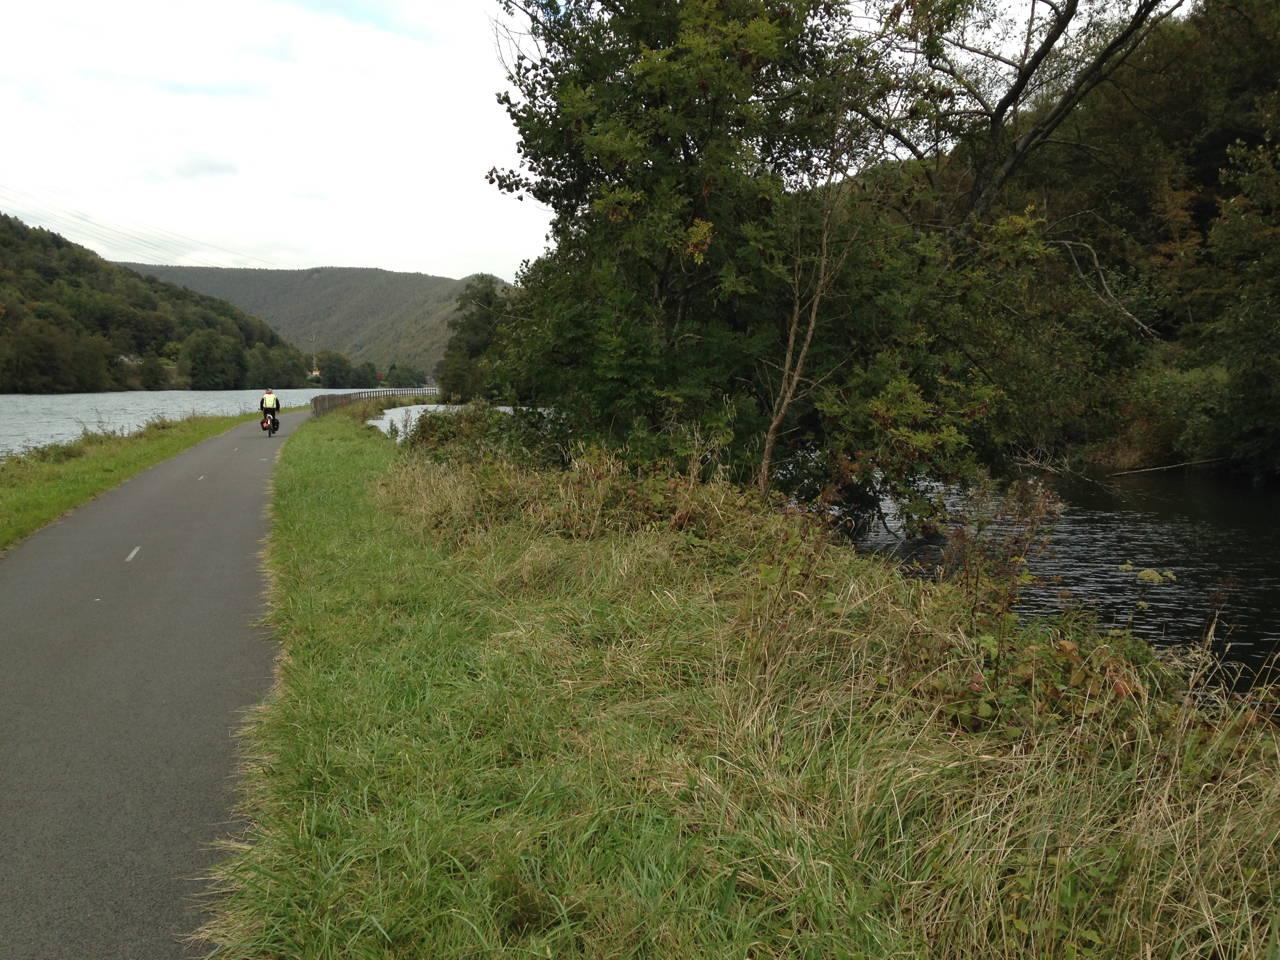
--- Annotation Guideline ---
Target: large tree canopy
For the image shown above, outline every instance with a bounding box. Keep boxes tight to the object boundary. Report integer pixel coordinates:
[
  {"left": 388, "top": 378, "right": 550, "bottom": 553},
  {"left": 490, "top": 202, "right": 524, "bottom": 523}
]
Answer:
[{"left": 455, "top": 0, "right": 1280, "bottom": 505}]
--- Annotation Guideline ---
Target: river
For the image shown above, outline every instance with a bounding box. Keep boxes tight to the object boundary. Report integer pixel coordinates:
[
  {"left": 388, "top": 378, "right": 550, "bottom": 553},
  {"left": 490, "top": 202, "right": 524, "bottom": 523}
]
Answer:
[
  {"left": 863, "top": 469, "right": 1280, "bottom": 678},
  {"left": 1025, "top": 471, "right": 1279, "bottom": 676},
  {"left": 0, "top": 389, "right": 364, "bottom": 457}
]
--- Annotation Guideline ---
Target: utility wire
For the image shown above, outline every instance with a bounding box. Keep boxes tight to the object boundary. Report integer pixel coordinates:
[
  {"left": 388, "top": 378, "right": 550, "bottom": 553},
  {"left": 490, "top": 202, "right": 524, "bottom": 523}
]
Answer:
[
  {"left": 0, "top": 192, "right": 211, "bottom": 266},
  {"left": 115, "top": 216, "right": 283, "bottom": 270},
  {"left": 0, "top": 184, "right": 257, "bottom": 266},
  {"left": 15, "top": 203, "right": 228, "bottom": 269},
  {"left": 0, "top": 190, "right": 229, "bottom": 268},
  {"left": 0, "top": 192, "right": 212, "bottom": 267},
  {"left": 0, "top": 185, "right": 284, "bottom": 270}
]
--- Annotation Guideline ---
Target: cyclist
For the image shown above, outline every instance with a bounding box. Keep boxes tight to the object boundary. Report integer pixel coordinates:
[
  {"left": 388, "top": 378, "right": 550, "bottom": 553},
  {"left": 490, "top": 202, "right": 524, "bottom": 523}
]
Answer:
[{"left": 259, "top": 388, "right": 281, "bottom": 429}]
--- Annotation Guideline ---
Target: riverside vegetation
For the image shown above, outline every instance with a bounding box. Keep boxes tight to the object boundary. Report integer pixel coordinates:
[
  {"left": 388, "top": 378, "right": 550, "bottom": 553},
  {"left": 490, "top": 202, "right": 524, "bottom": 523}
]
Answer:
[
  {"left": 206, "top": 407, "right": 1280, "bottom": 959},
  {"left": 439, "top": 0, "right": 1280, "bottom": 534},
  {"left": 0, "top": 413, "right": 252, "bottom": 549}
]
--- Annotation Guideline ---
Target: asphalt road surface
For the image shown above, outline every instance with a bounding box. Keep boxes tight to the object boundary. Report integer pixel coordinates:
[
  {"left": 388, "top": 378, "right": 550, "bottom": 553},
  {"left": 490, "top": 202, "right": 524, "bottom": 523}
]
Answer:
[{"left": 1, "top": 414, "right": 298, "bottom": 959}]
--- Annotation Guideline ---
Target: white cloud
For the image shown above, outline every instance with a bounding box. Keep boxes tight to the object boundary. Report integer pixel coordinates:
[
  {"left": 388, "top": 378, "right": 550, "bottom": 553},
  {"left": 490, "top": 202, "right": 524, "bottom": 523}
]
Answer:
[{"left": 0, "top": 0, "right": 549, "bottom": 280}]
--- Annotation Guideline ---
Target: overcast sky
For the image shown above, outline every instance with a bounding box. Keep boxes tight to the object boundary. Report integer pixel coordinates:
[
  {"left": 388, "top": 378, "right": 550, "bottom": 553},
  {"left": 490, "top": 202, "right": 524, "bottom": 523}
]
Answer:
[{"left": 0, "top": 0, "right": 551, "bottom": 280}]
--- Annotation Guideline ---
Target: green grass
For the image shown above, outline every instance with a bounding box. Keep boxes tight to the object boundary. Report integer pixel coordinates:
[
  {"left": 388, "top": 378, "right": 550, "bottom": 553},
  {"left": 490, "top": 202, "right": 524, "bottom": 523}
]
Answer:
[
  {"left": 0, "top": 414, "right": 253, "bottom": 550},
  {"left": 205, "top": 412, "right": 1280, "bottom": 959}
]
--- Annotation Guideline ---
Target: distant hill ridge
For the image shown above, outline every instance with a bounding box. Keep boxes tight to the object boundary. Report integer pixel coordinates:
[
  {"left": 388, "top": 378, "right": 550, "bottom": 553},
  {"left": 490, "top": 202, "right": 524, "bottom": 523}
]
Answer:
[{"left": 119, "top": 263, "right": 484, "bottom": 372}]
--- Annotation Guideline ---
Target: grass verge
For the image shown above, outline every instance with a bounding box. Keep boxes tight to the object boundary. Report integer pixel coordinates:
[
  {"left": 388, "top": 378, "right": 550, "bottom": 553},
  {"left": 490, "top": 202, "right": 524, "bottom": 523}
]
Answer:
[
  {"left": 0, "top": 414, "right": 252, "bottom": 550},
  {"left": 207, "top": 411, "right": 1280, "bottom": 959}
]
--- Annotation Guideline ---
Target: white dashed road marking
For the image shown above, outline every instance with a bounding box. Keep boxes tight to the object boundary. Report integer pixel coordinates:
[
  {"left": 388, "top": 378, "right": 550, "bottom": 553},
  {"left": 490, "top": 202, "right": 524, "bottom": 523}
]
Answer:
[{"left": 125, "top": 546, "right": 141, "bottom": 563}]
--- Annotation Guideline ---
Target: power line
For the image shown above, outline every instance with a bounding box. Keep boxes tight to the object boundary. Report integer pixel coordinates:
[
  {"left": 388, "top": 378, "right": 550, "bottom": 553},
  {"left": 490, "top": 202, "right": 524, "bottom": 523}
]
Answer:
[
  {"left": 9, "top": 201, "right": 227, "bottom": 269},
  {"left": 116, "top": 217, "right": 283, "bottom": 270},
  {"left": 6, "top": 195, "right": 240, "bottom": 268},
  {"left": 0, "top": 185, "right": 285, "bottom": 270},
  {"left": 0, "top": 191, "right": 230, "bottom": 269},
  {"left": 0, "top": 184, "right": 260, "bottom": 267}
]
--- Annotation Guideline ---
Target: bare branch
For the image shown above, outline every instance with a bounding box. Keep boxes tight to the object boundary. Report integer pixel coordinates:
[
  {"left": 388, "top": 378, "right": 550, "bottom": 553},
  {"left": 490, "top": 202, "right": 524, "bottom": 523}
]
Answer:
[
  {"left": 928, "top": 53, "right": 995, "bottom": 116},
  {"left": 1021, "top": 0, "right": 1040, "bottom": 66},
  {"left": 971, "top": 0, "right": 1185, "bottom": 217},
  {"left": 849, "top": 106, "right": 938, "bottom": 189},
  {"left": 990, "top": 0, "right": 1079, "bottom": 128},
  {"left": 1054, "top": 240, "right": 1158, "bottom": 338},
  {"left": 941, "top": 36, "right": 1021, "bottom": 69}
]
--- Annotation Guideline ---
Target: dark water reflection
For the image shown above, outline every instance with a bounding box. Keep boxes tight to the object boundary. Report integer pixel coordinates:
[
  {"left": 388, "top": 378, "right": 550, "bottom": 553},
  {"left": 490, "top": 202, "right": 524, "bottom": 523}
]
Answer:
[{"left": 861, "top": 470, "right": 1280, "bottom": 677}]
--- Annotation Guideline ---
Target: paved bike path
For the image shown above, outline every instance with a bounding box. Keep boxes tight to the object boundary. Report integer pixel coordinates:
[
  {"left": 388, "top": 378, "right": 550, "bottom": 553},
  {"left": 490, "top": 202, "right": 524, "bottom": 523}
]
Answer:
[{"left": 0, "top": 415, "right": 299, "bottom": 959}]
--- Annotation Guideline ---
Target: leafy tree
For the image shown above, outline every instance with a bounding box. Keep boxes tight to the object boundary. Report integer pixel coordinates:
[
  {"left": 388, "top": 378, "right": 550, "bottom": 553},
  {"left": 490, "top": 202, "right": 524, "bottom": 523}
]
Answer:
[
  {"left": 139, "top": 354, "right": 169, "bottom": 390},
  {"left": 245, "top": 344, "right": 274, "bottom": 389},
  {"left": 68, "top": 333, "right": 112, "bottom": 392},
  {"left": 488, "top": 0, "right": 865, "bottom": 444},
  {"left": 1201, "top": 101, "right": 1280, "bottom": 475},
  {"left": 316, "top": 350, "right": 354, "bottom": 388},
  {"left": 986, "top": 0, "right": 1280, "bottom": 470},
  {"left": 486, "top": 0, "right": 1055, "bottom": 516},
  {"left": 3, "top": 319, "right": 78, "bottom": 393},
  {"left": 384, "top": 363, "right": 425, "bottom": 388},
  {"left": 351, "top": 361, "right": 380, "bottom": 388},
  {"left": 246, "top": 343, "right": 309, "bottom": 389},
  {"left": 436, "top": 275, "right": 506, "bottom": 401},
  {"left": 180, "top": 329, "right": 246, "bottom": 390},
  {"left": 274, "top": 347, "right": 309, "bottom": 388}
]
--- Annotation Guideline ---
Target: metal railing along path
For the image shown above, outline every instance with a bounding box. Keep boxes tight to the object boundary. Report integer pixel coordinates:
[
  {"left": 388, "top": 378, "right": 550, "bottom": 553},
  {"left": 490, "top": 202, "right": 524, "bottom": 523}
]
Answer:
[{"left": 310, "top": 387, "right": 440, "bottom": 416}]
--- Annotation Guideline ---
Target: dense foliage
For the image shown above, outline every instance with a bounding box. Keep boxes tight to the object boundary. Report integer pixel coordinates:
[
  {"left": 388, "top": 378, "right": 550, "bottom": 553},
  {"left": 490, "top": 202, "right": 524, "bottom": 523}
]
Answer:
[
  {"left": 434, "top": 275, "right": 508, "bottom": 400},
  {"left": 0, "top": 214, "right": 314, "bottom": 392},
  {"left": 311, "top": 350, "right": 384, "bottom": 389},
  {"left": 448, "top": 0, "right": 1279, "bottom": 526},
  {"left": 1002, "top": 0, "right": 1280, "bottom": 471}
]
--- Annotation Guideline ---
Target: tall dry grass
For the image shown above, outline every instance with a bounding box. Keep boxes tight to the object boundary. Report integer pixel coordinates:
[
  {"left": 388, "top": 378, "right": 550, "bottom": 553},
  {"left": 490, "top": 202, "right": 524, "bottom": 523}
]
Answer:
[{"left": 206, "top": 412, "right": 1280, "bottom": 958}]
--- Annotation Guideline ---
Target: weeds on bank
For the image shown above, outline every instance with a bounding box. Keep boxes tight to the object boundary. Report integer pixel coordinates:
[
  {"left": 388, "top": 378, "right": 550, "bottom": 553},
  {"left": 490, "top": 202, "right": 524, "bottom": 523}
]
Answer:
[
  {"left": 208, "top": 409, "right": 1280, "bottom": 959},
  {"left": 0, "top": 414, "right": 249, "bottom": 549}
]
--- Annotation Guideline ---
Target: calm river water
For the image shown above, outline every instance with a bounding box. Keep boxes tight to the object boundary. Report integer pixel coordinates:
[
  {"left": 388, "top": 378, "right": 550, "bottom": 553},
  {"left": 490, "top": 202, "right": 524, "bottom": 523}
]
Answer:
[
  {"left": 864, "top": 470, "right": 1280, "bottom": 676},
  {"left": 0, "top": 389, "right": 363, "bottom": 457},
  {"left": 1029, "top": 472, "right": 1279, "bottom": 674}
]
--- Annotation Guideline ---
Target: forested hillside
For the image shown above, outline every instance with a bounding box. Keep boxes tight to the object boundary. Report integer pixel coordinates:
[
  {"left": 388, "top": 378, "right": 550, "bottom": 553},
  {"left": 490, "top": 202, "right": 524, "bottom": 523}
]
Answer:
[
  {"left": 0, "top": 214, "right": 314, "bottom": 392},
  {"left": 122, "top": 264, "right": 475, "bottom": 372},
  {"left": 445, "top": 0, "right": 1279, "bottom": 523}
]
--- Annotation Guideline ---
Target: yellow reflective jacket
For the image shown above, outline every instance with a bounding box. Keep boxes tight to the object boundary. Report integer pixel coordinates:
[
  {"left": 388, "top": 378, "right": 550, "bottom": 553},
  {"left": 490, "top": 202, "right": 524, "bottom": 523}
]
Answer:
[{"left": 261, "top": 394, "right": 280, "bottom": 410}]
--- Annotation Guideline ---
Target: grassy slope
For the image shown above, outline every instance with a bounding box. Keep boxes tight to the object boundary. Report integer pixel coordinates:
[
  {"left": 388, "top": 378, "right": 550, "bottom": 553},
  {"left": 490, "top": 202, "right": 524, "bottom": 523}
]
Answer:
[
  {"left": 121, "top": 264, "right": 472, "bottom": 372},
  {"left": 207, "top": 414, "right": 1280, "bottom": 959},
  {"left": 0, "top": 414, "right": 252, "bottom": 550}
]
